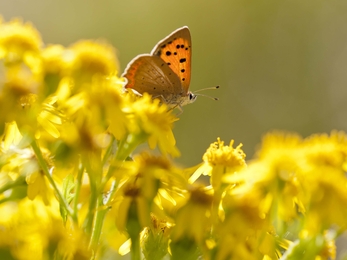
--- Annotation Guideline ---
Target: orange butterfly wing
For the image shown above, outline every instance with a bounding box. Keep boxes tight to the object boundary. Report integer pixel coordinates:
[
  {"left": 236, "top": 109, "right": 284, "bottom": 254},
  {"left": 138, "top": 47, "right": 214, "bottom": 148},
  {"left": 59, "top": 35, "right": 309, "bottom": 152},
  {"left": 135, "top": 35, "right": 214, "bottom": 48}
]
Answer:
[
  {"left": 151, "top": 26, "right": 192, "bottom": 95},
  {"left": 122, "top": 54, "right": 182, "bottom": 97}
]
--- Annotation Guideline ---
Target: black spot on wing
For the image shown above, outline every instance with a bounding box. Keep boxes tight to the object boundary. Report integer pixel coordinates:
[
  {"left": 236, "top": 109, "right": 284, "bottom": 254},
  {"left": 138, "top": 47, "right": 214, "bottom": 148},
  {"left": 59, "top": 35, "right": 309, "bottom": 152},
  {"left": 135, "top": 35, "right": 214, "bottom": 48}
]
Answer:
[{"left": 179, "top": 58, "right": 186, "bottom": 63}]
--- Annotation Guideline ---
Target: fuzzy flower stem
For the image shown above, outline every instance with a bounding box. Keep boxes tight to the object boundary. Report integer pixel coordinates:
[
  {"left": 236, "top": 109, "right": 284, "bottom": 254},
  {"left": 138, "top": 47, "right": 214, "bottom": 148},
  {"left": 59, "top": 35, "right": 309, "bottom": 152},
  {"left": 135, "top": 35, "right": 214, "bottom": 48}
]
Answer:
[{"left": 31, "top": 140, "right": 77, "bottom": 223}]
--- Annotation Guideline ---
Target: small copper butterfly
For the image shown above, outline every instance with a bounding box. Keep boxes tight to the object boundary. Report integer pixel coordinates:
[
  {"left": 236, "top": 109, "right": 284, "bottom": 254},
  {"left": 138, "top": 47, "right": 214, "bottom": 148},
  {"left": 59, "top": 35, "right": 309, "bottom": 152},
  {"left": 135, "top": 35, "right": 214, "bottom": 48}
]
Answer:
[{"left": 122, "top": 26, "right": 196, "bottom": 110}]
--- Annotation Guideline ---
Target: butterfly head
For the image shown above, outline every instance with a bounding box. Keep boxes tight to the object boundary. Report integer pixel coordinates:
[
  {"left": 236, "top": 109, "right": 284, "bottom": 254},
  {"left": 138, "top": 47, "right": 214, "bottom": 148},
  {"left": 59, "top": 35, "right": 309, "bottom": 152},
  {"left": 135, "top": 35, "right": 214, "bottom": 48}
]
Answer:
[{"left": 184, "top": 91, "right": 197, "bottom": 105}]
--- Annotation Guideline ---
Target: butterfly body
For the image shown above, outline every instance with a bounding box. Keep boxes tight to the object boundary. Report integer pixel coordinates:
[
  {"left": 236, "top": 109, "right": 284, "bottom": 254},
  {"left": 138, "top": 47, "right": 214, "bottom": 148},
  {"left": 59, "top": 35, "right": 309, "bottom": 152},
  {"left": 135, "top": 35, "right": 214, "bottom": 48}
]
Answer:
[{"left": 122, "top": 26, "right": 196, "bottom": 108}]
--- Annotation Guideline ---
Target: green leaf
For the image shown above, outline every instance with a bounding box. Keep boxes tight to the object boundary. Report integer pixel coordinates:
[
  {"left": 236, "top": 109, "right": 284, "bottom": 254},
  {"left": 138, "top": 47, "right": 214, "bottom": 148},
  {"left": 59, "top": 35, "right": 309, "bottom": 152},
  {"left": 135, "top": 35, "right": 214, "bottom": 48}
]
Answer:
[{"left": 60, "top": 174, "right": 75, "bottom": 223}]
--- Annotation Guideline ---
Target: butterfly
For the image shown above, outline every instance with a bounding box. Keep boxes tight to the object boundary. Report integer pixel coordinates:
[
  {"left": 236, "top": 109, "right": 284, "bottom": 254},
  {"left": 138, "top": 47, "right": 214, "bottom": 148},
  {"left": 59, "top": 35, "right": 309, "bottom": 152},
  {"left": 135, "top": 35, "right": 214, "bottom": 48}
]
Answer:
[{"left": 122, "top": 26, "right": 196, "bottom": 110}]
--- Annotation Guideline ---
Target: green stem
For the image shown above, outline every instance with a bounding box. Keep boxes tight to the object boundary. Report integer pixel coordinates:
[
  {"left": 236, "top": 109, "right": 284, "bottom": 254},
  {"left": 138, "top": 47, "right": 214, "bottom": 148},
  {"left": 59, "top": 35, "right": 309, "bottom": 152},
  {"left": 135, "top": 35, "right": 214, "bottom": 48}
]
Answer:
[
  {"left": 82, "top": 155, "right": 100, "bottom": 236},
  {"left": 127, "top": 201, "right": 142, "bottom": 260},
  {"left": 87, "top": 133, "right": 147, "bottom": 256},
  {"left": 0, "top": 175, "right": 26, "bottom": 194},
  {"left": 88, "top": 169, "right": 120, "bottom": 254},
  {"left": 102, "top": 135, "right": 115, "bottom": 166},
  {"left": 130, "top": 233, "right": 141, "bottom": 260},
  {"left": 88, "top": 133, "right": 146, "bottom": 256},
  {"left": 72, "top": 162, "right": 84, "bottom": 223},
  {"left": 31, "top": 140, "right": 77, "bottom": 223},
  {"left": 103, "top": 133, "right": 147, "bottom": 184},
  {"left": 115, "top": 133, "right": 147, "bottom": 162},
  {"left": 88, "top": 193, "right": 108, "bottom": 253}
]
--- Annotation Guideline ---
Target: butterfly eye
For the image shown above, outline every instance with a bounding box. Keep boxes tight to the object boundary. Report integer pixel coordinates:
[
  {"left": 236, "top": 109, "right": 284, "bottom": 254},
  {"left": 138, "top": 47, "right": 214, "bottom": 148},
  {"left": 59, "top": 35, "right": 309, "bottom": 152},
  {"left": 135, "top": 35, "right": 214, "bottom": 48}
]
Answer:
[{"left": 189, "top": 93, "right": 197, "bottom": 101}]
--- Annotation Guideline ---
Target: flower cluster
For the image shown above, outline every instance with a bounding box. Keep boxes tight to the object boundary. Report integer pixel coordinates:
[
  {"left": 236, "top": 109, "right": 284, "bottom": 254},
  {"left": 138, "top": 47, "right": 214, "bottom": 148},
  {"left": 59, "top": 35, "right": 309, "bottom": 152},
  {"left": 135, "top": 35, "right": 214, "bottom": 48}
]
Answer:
[{"left": 0, "top": 17, "right": 346, "bottom": 260}]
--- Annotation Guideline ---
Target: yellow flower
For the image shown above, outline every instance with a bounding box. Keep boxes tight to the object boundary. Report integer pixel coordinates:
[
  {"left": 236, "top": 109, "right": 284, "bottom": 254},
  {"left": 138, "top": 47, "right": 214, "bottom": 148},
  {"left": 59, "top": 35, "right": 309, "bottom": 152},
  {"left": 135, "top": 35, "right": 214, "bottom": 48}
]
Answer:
[
  {"left": 114, "top": 183, "right": 150, "bottom": 236},
  {"left": 113, "top": 152, "right": 183, "bottom": 233},
  {"left": 274, "top": 131, "right": 347, "bottom": 233},
  {"left": 42, "top": 44, "right": 71, "bottom": 76},
  {"left": 191, "top": 138, "right": 246, "bottom": 190},
  {"left": 203, "top": 138, "right": 246, "bottom": 167},
  {"left": 171, "top": 186, "right": 213, "bottom": 243},
  {"left": 0, "top": 121, "right": 54, "bottom": 205},
  {"left": 300, "top": 132, "right": 347, "bottom": 232},
  {"left": 0, "top": 198, "right": 90, "bottom": 260},
  {"left": 141, "top": 214, "right": 172, "bottom": 260},
  {"left": 303, "top": 130, "right": 347, "bottom": 171},
  {"left": 0, "top": 18, "right": 43, "bottom": 133},
  {"left": 26, "top": 170, "right": 51, "bottom": 205},
  {"left": 243, "top": 132, "right": 305, "bottom": 223},
  {"left": 0, "top": 17, "right": 42, "bottom": 64},
  {"left": 47, "top": 75, "right": 125, "bottom": 154},
  {"left": 215, "top": 184, "right": 269, "bottom": 259},
  {"left": 69, "top": 40, "right": 119, "bottom": 91},
  {"left": 41, "top": 44, "right": 74, "bottom": 95},
  {"left": 122, "top": 92, "right": 180, "bottom": 157},
  {"left": 169, "top": 186, "right": 213, "bottom": 259}
]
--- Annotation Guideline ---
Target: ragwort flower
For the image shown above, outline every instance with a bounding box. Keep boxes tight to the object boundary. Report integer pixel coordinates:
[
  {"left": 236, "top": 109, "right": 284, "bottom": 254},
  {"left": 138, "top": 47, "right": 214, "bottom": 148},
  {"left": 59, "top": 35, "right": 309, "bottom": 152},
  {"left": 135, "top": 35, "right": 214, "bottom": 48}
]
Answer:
[
  {"left": 191, "top": 137, "right": 246, "bottom": 191},
  {"left": 301, "top": 131, "right": 347, "bottom": 233},
  {"left": 69, "top": 40, "right": 119, "bottom": 92},
  {"left": 0, "top": 122, "right": 54, "bottom": 205},
  {"left": 117, "top": 92, "right": 180, "bottom": 159},
  {"left": 0, "top": 18, "right": 44, "bottom": 133}
]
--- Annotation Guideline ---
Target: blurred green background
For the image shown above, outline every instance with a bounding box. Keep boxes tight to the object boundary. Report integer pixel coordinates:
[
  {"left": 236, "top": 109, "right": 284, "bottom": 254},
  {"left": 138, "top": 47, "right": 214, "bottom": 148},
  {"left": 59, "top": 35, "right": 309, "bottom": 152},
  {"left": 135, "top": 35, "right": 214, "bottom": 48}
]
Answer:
[{"left": 2, "top": 0, "right": 347, "bottom": 167}]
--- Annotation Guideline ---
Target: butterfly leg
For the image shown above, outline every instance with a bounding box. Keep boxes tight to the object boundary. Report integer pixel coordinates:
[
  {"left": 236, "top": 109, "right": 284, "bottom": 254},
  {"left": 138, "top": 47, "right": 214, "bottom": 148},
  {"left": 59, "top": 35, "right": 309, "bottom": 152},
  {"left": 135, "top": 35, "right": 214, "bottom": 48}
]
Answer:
[
  {"left": 175, "top": 105, "right": 184, "bottom": 116},
  {"left": 167, "top": 103, "right": 184, "bottom": 115}
]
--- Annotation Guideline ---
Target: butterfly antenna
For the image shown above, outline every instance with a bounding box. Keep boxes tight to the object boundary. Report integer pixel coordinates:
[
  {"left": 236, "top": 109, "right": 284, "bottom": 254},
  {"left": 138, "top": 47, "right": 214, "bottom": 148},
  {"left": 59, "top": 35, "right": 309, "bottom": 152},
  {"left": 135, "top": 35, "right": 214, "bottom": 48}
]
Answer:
[
  {"left": 194, "top": 85, "right": 219, "bottom": 100},
  {"left": 195, "top": 93, "right": 219, "bottom": 101},
  {"left": 194, "top": 85, "right": 220, "bottom": 93}
]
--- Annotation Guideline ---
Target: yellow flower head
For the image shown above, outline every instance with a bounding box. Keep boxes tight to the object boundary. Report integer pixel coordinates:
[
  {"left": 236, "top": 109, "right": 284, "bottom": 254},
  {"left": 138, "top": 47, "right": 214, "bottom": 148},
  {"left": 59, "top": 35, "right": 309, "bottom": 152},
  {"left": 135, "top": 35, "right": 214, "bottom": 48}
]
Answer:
[
  {"left": 171, "top": 186, "right": 213, "bottom": 243},
  {"left": 42, "top": 44, "right": 71, "bottom": 76},
  {"left": 203, "top": 137, "right": 246, "bottom": 168},
  {"left": 238, "top": 132, "right": 305, "bottom": 224},
  {"left": 41, "top": 45, "right": 74, "bottom": 95},
  {"left": 126, "top": 93, "right": 180, "bottom": 157},
  {"left": 0, "top": 18, "right": 44, "bottom": 131},
  {"left": 297, "top": 131, "right": 347, "bottom": 232},
  {"left": 1, "top": 122, "right": 54, "bottom": 204},
  {"left": 49, "top": 75, "right": 125, "bottom": 153},
  {"left": 0, "top": 198, "right": 90, "bottom": 260},
  {"left": 303, "top": 130, "right": 347, "bottom": 171},
  {"left": 0, "top": 18, "right": 42, "bottom": 63},
  {"left": 191, "top": 138, "right": 246, "bottom": 190},
  {"left": 113, "top": 152, "right": 184, "bottom": 210},
  {"left": 69, "top": 40, "right": 119, "bottom": 90},
  {"left": 141, "top": 214, "right": 172, "bottom": 260},
  {"left": 252, "top": 131, "right": 304, "bottom": 183}
]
